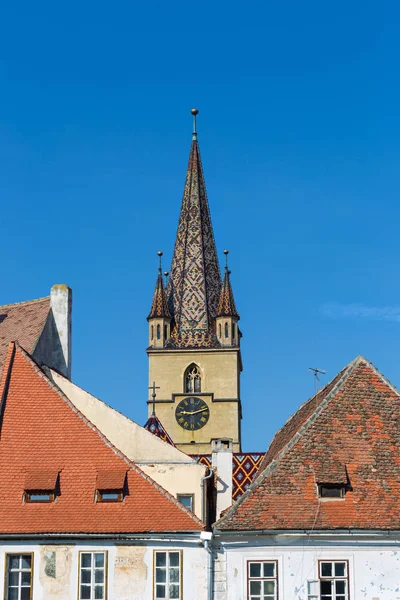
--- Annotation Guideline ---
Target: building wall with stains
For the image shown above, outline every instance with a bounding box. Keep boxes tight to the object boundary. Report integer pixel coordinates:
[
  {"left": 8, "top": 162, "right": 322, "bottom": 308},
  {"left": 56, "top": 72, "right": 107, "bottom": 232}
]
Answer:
[
  {"left": 217, "top": 533, "right": 400, "bottom": 600},
  {"left": 0, "top": 540, "right": 208, "bottom": 599}
]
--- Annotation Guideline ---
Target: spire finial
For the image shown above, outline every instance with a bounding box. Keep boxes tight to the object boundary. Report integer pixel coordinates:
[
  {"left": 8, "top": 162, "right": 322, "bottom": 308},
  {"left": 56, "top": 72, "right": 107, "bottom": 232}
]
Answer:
[
  {"left": 223, "top": 249, "right": 229, "bottom": 271},
  {"left": 157, "top": 251, "right": 163, "bottom": 273},
  {"left": 191, "top": 108, "right": 199, "bottom": 140}
]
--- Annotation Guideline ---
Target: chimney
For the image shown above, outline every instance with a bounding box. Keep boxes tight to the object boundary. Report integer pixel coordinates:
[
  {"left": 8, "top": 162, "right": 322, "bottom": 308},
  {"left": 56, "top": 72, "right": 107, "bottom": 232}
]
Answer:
[
  {"left": 50, "top": 284, "right": 72, "bottom": 379},
  {"left": 212, "top": 438, "right": 233, "bottom": 520}
]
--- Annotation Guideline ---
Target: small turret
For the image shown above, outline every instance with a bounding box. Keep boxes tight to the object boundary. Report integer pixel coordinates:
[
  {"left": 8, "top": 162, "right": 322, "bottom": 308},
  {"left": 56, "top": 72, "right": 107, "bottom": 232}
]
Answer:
[
  {"left": 216, "top": 250, "right": 240, "bottom": 347},
  {"left": 147, "top": 252, "right": 171, "bottom": 348}
]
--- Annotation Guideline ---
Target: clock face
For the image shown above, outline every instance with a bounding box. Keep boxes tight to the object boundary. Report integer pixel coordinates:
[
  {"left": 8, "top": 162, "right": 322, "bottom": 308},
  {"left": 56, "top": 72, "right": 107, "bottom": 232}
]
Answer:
[{"left": 175, "top": 397, "right": 210, "bottom": 431}]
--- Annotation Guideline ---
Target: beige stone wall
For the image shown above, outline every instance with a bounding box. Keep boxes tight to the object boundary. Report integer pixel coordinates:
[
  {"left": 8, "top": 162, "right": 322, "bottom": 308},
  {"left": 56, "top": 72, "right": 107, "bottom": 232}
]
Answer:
[{"left": 148, "top": 348, "right": 241, "bottom": 452}]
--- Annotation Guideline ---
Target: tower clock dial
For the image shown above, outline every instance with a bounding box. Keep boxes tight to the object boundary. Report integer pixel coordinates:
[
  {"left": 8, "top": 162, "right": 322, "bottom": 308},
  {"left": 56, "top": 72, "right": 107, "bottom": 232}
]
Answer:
[{"left": 175, "top": 397, "right": 210, "bottom": 430}]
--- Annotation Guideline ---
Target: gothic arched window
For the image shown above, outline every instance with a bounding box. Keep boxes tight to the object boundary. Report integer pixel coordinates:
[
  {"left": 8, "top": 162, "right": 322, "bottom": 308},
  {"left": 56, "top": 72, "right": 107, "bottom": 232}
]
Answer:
[
  {"left": 157, "top": 324, "right": 161, "bottom": 340},
  {"left": 185, "top": 364, "right": 201, "bottom": 393},
  {"left": 151, "top": 325, "right": 154, "bottom": 340},
  {"left": 225, "top": 323, "right": 229, "bottom": 338}
]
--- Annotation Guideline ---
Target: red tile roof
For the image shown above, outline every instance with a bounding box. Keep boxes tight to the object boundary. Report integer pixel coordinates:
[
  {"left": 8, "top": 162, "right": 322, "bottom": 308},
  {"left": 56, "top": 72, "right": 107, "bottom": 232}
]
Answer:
[
  {"left": 216, "top": 356, "right": 400, "bottom": 531},
  {"left": 0, "top": 297, "right": 50, "bottom": 380},
  {"left": 0, "top": 343, "right": 203, "bottom": 535}
]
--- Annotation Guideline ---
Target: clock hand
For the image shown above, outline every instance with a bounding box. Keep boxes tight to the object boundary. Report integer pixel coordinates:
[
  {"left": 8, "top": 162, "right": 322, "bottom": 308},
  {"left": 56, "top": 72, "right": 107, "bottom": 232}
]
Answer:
[{"left": 185, "top": 408, "right": 209, "bottom": 416}]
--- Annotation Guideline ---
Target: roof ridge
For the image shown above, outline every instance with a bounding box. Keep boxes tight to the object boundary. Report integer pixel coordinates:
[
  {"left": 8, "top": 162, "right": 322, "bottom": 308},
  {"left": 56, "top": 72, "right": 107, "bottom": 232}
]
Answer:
[
  {"left": 14, "top": 344, "right": 203, "bottom": 530},
  {"left": 0, "top": 296, "right": 50, "bottom": 310},
  {"left": 215, "top": 355, "right": 363, "bottom": 529}
]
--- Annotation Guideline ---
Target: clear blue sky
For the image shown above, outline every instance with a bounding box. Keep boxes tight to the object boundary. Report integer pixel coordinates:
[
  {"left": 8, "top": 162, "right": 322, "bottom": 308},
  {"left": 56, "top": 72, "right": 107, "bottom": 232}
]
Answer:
[{"left": 1, "top": 0, "right": 398, "bottom": 451}]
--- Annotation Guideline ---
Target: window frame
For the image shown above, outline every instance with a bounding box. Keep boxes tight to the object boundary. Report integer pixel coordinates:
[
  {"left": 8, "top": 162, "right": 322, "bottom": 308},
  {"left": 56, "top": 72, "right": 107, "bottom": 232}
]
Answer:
[
  {"left": 177, "top": 494, "right": 194, "bottom": 512},
  {"left": 96, "top": 489, "right": 124, "bottom": 503},
  {"left": 184, "top": 364, "right": 201, "bottom": 394},
  {"left": 25, "top": 491, "right": 54, "bottom": 503},
  {"left": 78, "top": 551, "right": 108, "bottom": 600},
  {"left": 153, "top": 550, "right": 182, "bottom": 600},
  {"left": 246, "top": 559, "right": 278, "bottom": 600},
  {"left": 4, "top": 552, "right": 34, "bottom": 600},
  {"left": 318, "top": 559, "right": 349, "bottom": 600},
  {"left": 318, "top": 484, "right": 345, "bottom": 500}
]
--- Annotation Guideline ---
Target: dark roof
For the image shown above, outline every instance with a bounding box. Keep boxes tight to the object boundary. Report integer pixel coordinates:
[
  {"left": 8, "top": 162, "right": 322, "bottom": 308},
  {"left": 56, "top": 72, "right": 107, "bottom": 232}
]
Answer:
[
  {"left": 216, "top": 356, "right": 400, "bottom": 531},
  {"left": 167, "top": 137, "right": 222, "bottom": 348},
  {"left": 144, "top": 415, "right": 176, "bottom": 446},
  {"left": 147, "top": 270, "right": 170, "bottom": 320},
  {"left": 0, "top": 343, "right": 203, "bottom": 534},
  {"left": 217, "top": 268, "right": 239, "bottom": 319},
  {"left": 0, "top": 296, "right": 50, "bottom": 380}
]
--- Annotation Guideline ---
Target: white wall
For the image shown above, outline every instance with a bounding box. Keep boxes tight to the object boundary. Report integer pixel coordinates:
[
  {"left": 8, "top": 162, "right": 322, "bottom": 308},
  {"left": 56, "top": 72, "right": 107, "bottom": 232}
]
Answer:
[
  {"left": 216, "top": 534, "right": 400, "bottom": 600},
  {"left": 0, "top": 539, "right": 208, "bottom": 600}
]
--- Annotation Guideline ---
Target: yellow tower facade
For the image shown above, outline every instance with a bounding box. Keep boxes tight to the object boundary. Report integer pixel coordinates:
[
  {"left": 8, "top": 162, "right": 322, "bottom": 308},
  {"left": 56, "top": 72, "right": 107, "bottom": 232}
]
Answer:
[{"left": 146, "top": 111, "right": 242, "bottom": 453}]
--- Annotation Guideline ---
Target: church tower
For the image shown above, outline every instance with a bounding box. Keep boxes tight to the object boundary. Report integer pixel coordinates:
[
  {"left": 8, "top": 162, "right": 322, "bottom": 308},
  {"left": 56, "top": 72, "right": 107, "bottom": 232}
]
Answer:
[{"left": 147, "top": 110, "right": 242, "bottom": 453}]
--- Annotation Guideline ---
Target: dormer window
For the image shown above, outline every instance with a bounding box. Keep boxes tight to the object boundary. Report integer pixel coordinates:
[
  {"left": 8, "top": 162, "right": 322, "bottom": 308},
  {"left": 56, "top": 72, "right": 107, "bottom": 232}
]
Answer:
[
  {"left": 96, "top": 470, "right": 127, "bottom": 503},
  {"left": 24, "top": 470, "right": 59, "bottom": 503},
  {"left": 318, "top": 484, "right": 345, "bottom": 499}
]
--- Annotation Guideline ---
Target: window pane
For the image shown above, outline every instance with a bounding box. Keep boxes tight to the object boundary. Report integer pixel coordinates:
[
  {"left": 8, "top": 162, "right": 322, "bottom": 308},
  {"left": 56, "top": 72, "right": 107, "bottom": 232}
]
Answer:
[
  {"left": 95, "top": 570, "right": 104, "bottom": 584},
  {"left": 21, "top": 572, "right": 31, "bottom": 585},
  {"left": 321, "top": 580, "right": 332, "bottom": 594},
  {"left": 81, "top": 554, "right": 92, "bottom": 568},
  {"left": 8, "top": 572, "right": 19, "bottom": 586},
  {"left": 335, "top": 562, "right": 346, "bottom": 577},
  {"left": 169, "top": 552, "right": 180, "bottom": 567},
  {"left": 20, "top": 589, "right": 30, "bottom": 600},
  {"left": 263, "top": 562, "right": 275, "bottom": 577},
  {"left": 177, "top": 495, "right": 192, "bottom": 511},
  {"left": 321, "top": 563, "right": 332, "bottom": 577},
  {"left": 8, "top": 556, "right": 20, "bottom": 570},
  {"left": 156, "top": 584, "right": 166, "bottom": 598},
  {"left": 170, "top": 568, "right": 180, "bottom": 583},
  {"left": 94, "top": 553, "right": 105, "bottom": 568},
  {"left": 169, "top": 584, "right": 180, "bottom": 599},
  {"left": 80, "top": 585, "right": 91, "bottom": 600},
  {"left": 21, "top": 556, "right": 31, "bottom": 569},
  {"left": 156, "top": 553, "right": 166, "bottom": 567},
  {"left": 250, "top": 581, "right": 261, "bottom": 594},
  {"left": 336, "top": 580, "right": 346, "bottom": 594},
  {"left": 249, "top": 563, "right": 261, "bottom": 578},
  {"left": 7, "top": 589, "right": 18, "bottom": 600},
  {"left": 156, "top": 569, "right": 167, "bottom": 583},
  {"left": 264, "top": 580, "right": 275, "bottom": 594},
  {"left": 81, "top": 570, "right": 91, "bottom": 584},
  {"left": 94, "top": 585, "right": 104, "bottom": 599}
]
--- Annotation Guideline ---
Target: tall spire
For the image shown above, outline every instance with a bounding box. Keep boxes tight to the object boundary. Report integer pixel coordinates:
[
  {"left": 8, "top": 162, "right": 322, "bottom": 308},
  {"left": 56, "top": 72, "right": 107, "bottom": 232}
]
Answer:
[
  {"left": 167, "top": 109, "right": 222, "bottom": 348},
  {"left": 148, "top": 252, "right": 171, "bottom": 320},
  {"left": 217, "top": 251, "right": 240, "bottom": 318}
]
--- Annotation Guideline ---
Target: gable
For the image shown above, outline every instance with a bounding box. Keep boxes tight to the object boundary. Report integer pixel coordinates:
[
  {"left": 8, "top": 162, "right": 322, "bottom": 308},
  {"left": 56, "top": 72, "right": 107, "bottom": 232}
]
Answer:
[
  {"left": 0, "top": 344, "right": 203, "bottom": 534},
  {"left": 217, "top": 357, "right": 400, "bottom": 531}
]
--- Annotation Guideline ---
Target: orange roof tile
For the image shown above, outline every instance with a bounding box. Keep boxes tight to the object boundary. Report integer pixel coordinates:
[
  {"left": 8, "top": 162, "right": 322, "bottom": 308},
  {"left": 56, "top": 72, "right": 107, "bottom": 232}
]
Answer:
[
  {"left": 0, "top": 297, "right": 50, "bottom": 380},
  {"left": 0, "top": 343, "right": 203, "bottom": 535},
  {"left": 216, "top": 356, "right": 400, "bottom": 531}
]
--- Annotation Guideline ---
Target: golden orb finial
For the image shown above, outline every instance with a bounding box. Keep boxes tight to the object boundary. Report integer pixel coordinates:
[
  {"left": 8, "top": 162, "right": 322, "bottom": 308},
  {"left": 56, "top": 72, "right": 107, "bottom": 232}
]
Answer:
[{"left": 191, "top": 108, "right": 199, "bottom": 138}]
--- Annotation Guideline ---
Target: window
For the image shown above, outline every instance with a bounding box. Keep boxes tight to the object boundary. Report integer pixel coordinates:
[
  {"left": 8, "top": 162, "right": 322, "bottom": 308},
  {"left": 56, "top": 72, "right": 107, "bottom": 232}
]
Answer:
[
  {"left": 184, "top": 364, "right": 201, "bottom": 393},
  {"left": 25, "top": 491, "right": 54, "bottom": 503},
  {"left": 6, "top": 554, "right": 33, "bottom": 600},
  {"left": 151, "top": 325, "right": 154, "bottom": 339},
  {"left": 164, "top": 324, "right": 168, "bottom": 340},
  {"left": 319, "top": 561, "right": 348, "bottom": 600},
  {"left": 79, "top": 552, "right": 107, "bottom": 600},
  {"left": 154, "top": 551, "right": 181, "bottom": 599},
  {"left": 219, "top": 324, "right": 222, "bottom": 338},
  {"left": 225, "top": 322, "right": 229, "bottom": 338},
  {"left": 247, "top": 561, "right": 277, "bottom": 600},
  {"left": 319, "top": 485, "right": 345, "bottom": 499},
  {"left": 157, "top": 324, "right": 161, "bottom": 340},
  {"left": 177, "top": 494, "right": 194, "bottom": 512},
  {"left": 96, "top": 490, "right": 123, "bottom": 502},
  {"left": 232, "top": 323, "right": 235, "bottom": 341}
]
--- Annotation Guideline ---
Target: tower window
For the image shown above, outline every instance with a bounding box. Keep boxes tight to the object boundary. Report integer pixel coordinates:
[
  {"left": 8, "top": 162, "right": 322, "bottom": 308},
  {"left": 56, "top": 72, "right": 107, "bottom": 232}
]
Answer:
[
  {"left": 157, "top": 324, "right": 161, "bottom": 340},
  {"left": 151, "top": 325, "right": 154, "bottom": 340},
  {"left": 219, "top": 324, "right": 222, "bottom": 338},
  {"left": 232, "top": 323, "right": 235, "bottom": 341},
  {"left": 185, "top": 364, "right": 201, "bottom": 393},
  {"left": 225, "top": 323, "right": 229, "bottom": 338},
  {"left": 164, "top": 324, "right": 168, "bottom": 340}
]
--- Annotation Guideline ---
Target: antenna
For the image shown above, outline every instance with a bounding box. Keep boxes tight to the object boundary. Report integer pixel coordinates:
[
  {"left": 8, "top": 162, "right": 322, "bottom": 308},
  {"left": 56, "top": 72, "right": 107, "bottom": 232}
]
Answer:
[{"left": 309, "top": 367, "right": 327, "bottom": 394}]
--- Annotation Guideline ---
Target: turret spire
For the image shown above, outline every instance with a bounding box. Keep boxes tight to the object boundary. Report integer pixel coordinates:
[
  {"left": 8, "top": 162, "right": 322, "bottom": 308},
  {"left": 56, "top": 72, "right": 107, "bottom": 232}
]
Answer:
[
  {"left": 217, "top": 251, "right": 240, "bottom": 319},
  {"left": 147, "top": 252, "right": 171, "bottom": 320},
  {"left": 167, "top": 109, "right": 222, "bottom": 348}
]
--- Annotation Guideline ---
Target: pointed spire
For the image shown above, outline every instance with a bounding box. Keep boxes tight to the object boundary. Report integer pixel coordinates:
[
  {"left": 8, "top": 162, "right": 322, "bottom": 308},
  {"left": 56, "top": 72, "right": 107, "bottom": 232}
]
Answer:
[
  {"left": 167, "top": 109, "right": 222, "bottom": 347},
  {"left": 217, "top": 250, "right": 240, "bottom": 318},
  {"left": 147, "top": 252, "right": 171, "bottom": 320}
]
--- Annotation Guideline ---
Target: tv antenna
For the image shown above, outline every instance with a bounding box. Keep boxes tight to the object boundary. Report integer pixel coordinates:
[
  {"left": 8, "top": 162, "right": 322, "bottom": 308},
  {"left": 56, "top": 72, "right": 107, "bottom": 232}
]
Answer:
[{"left": 309, "top": 367, "right": 327, "bottom": 394}]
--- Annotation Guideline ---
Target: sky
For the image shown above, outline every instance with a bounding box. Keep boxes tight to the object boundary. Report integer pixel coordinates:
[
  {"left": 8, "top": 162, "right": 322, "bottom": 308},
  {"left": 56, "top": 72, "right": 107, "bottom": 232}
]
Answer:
[{"left": 0, "top": 0, "right": 399, "bottom": 451}]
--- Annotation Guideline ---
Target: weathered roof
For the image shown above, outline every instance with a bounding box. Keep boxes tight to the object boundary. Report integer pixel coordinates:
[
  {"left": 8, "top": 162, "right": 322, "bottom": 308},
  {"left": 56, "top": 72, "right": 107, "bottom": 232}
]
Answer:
[
  {"left": 216, "top": 356, "right": 400, "bottom": 531},
  {"left": 0, "top": 343, "right": 203, "bottom": 534},
  {"left": 0, "top": 296, "right": 50, "bottom": 380},
  {"left": 167, "top": 137, "right": 222, "bottom": 348},
  {"left": 148, "top": 270, "right": 171, "bottom": 320},
  {"left": 217, "top": 268, "right": 239, "bottom": 319}
]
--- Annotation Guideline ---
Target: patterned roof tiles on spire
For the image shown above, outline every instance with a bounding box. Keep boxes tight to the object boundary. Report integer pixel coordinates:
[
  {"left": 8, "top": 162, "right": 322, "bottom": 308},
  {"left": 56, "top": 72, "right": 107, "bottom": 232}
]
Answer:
[
  {"left": 144, "top": 415, "right": 176, "bottom": 447},
  {"left": 167, "top": 133, "right": 222, "bottom": 348},
  {"left": 148, "top": 269, "right": 171, "bottom": 320},
  {"left": 217, "top": 268, "right": 239, "bottom": 319}
]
